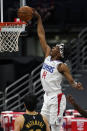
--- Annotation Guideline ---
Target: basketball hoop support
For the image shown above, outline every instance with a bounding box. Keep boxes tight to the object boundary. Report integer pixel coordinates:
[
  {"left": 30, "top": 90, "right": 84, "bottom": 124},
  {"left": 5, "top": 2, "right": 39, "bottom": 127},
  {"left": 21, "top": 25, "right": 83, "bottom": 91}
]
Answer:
[{"left": 1, "top": 0, "right": 3, "bottom": 22}]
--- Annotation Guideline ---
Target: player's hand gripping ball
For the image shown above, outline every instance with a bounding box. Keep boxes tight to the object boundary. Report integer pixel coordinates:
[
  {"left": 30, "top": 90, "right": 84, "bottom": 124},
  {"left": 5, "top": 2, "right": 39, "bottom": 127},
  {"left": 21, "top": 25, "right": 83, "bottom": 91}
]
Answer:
[{"left": 18, "top": 6, "right": 33, "bottom": 22}]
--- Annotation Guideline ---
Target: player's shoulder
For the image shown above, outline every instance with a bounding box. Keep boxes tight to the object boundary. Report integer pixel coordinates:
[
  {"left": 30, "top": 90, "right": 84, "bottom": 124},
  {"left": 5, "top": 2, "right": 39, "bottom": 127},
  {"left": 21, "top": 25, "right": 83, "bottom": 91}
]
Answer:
[
  {"left": 15, "top": 115, "right": 24, "bottom": 123},
  {"left": 58, "top": 63, "right": 68, "bottom": 73},
  {"left": 15, "top": 115, "right": 25, "bottom": 130}
]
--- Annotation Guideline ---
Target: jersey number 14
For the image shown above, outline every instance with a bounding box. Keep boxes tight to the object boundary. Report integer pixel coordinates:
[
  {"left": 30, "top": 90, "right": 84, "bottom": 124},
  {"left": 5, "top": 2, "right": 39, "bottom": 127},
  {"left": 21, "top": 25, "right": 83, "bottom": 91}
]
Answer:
[{"left": 42, "top": 71, "right": 47, "bottom": 79}]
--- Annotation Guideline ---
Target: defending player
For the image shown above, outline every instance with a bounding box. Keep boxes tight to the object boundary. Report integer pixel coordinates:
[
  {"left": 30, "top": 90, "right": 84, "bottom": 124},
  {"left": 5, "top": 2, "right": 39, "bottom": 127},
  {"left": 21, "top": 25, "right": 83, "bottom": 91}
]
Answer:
[
  {"left": 32, "top": 9, "right": 84, "bottom": 131},
  {"left": 14, "top": 94, "right": 50, "bottom": 131}
]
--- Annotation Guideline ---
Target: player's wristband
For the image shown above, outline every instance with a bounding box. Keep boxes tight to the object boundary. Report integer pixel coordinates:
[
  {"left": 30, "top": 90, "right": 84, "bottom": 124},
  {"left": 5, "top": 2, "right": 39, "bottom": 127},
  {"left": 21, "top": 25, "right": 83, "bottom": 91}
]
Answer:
[{"left": 72, "top": 81, "right": 78, "bottom": 88}]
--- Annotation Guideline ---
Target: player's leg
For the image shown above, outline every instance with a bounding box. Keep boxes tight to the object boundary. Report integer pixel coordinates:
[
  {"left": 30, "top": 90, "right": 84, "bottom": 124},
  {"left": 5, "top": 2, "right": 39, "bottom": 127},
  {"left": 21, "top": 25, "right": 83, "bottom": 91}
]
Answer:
[
  {"left": 49, "top": 94, "right": 66, "bottom": 131},
  {"left": 41, "top": 94, "right": 50, "bottom": 123}
]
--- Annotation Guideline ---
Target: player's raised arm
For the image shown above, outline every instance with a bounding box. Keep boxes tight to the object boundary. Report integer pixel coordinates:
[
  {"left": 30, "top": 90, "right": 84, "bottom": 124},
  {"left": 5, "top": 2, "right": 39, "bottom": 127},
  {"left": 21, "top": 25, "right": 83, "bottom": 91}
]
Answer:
[
  {"left": 58, "top": 63, "right": 84, "bottom": 90},
  {"left": 33, "top": 10, "right": 51, "bottom": 57}
]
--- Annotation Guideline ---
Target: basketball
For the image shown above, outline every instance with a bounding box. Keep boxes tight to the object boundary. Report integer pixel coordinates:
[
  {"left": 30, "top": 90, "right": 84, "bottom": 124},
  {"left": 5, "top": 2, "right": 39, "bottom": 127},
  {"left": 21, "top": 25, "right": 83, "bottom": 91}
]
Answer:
[{"left": 18, "top": 6, "right": 33, "bottom": 22}]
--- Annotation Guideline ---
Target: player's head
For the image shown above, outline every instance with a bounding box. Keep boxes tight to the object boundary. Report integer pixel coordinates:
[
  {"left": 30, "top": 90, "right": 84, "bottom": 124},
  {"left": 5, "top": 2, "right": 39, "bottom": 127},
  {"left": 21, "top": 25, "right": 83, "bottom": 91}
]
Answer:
[
  {"left": 23, "top": 94, "right": 38, "bottom": 111},
  {"left": 56, "top": 43, "right": 64, "bottom": 58},
  {"left": 56, "top": 42, "right": 71, "bottom": 62},
  {"left": 50, "top": 42, "right": 71, "bottom": 62},
  {"left": 50, "top": 43, "right": 64, "bottom": 60}
]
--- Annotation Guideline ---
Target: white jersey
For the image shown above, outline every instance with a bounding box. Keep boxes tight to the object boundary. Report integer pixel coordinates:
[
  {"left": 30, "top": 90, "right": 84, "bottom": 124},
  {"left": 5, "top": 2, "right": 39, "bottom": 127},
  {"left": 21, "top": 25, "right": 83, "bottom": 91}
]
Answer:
[{"left": 40, "top": 56, "right": 63, "bottom": 94}]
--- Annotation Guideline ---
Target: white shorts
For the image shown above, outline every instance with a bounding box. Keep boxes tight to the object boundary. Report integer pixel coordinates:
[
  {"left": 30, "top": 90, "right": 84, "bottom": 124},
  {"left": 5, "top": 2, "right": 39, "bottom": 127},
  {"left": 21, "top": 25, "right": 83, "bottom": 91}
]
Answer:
[{"left": 41, "top": 93, "right": 66, "bottom": 126}]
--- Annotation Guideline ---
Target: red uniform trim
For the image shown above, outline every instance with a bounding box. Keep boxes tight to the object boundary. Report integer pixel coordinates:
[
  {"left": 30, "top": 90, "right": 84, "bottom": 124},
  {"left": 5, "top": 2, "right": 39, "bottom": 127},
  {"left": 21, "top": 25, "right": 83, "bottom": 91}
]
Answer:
[{"left": 57, "top": 93, "right": 64, "bottom": 115}]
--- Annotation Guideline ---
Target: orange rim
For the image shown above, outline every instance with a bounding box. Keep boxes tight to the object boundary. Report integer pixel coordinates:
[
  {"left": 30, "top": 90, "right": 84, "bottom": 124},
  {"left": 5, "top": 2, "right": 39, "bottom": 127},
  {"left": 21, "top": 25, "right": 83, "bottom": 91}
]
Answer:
[{"left": 0, "top": 22, "right": 26, "bottom": 26}]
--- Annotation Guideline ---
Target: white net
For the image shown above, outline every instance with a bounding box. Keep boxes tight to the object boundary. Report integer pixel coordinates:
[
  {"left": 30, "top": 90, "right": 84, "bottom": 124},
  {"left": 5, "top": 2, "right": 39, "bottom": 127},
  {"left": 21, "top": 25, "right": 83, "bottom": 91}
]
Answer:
[{"left": 0, "top": 22, "right": 26, "bottom": 52}]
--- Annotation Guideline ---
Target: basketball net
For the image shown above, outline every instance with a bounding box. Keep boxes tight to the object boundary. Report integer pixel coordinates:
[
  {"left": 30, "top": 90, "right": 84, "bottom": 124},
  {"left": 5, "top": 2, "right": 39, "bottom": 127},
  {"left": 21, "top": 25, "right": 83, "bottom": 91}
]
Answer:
[{"left": 0, "top": 22, "right": 26, "bottom": 52}]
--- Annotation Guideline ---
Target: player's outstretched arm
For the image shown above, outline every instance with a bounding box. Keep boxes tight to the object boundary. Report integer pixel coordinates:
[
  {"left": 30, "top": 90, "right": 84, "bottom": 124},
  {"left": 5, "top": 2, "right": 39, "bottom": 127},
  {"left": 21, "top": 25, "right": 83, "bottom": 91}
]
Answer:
[
  {"left": 58, "top": 63, "right": 84, "bottom": 90},
  {"left": 67, "top": 95, "right": 87, "bottom": 118},
  {"left": 33, "top": 9, "right": 51, "bottom": 57}
]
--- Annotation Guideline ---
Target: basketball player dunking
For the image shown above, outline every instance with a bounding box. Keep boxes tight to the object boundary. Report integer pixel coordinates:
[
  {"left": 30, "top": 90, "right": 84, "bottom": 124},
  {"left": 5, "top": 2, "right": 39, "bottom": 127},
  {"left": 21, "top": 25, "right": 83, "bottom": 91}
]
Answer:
[{"left": 33, "top": 10, "right": 84, "bottom": 131}]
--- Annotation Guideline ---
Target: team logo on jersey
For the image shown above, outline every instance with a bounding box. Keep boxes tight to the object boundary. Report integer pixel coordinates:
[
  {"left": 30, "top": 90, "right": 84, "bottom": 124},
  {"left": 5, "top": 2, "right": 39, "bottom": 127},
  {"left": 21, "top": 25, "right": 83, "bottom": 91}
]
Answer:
[{"left": 42, "top": 63, "right": 55, "bottom": 73}]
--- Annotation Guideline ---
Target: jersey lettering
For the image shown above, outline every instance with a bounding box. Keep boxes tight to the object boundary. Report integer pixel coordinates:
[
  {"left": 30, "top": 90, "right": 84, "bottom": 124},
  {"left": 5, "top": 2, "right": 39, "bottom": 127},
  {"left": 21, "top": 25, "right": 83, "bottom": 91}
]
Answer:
[
  {"left": 30, "top": 129, "right": 41, "bottom": 131},
  {"left": 42, "top": 63, "right": 55, "bottom": 73}
]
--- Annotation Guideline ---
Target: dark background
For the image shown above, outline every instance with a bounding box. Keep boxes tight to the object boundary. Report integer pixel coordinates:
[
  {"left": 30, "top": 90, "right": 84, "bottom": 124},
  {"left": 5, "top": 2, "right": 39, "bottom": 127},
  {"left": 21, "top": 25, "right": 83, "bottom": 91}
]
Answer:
[{"left": 3, "top": 0, "right": 87, "bottom": 27}]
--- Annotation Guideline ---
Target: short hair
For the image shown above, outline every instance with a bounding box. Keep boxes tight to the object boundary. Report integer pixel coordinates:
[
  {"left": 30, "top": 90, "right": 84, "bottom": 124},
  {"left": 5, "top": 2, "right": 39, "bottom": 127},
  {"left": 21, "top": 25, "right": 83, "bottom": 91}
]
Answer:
[{"left": 23, "top": 94, "right": 38, "bottom": 111}]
